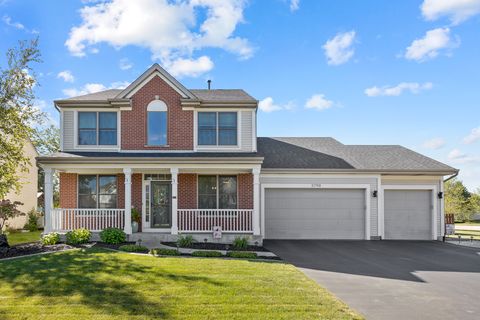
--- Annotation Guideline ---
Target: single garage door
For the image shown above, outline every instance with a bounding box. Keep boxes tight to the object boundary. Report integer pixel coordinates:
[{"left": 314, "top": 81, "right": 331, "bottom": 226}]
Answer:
[
  {"left": 384, "top": 190, "right": 432, "bottom": 240},
  {"left": 265, "top": 188, "right": 366, "bottom": 239}
]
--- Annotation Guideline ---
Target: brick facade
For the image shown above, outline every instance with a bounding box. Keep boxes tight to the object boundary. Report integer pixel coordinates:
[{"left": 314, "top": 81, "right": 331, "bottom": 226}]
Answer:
[
  {"left": 59, "top": 173, "right": 77, "bottom": 208},
  {"left": 59, "top": 172, "right": 253, "bottom": 213},
  {"left": 238, "top": 173, "right": 253, "bottom": 209},
  {"left": 121, "top": 75, "right": 194, "bottom": 150},
  {"left": 178, "top": 174, "right": 197, "bottom": 209}
]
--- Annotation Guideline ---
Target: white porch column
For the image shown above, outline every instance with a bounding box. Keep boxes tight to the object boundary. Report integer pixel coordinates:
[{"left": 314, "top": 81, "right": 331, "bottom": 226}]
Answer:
[
  {"left": 252, "top": 167, "right": 261, "bottom": 236},
  {"left": 170, "top": 168, "right": 179, "bottom": 235},
  {"left": 43, "top": 167, "right": 54, "bottom": 233},
  {"left": 123, "top": 168, "right": 132, "bottom": 235}
]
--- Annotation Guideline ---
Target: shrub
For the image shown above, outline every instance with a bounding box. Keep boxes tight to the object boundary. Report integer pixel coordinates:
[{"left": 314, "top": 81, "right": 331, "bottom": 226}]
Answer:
[
  {"left": 232, "top": 236, "right": 249, "bottom": 250},
  {"left": 191, "top": 250, "right": 223, "bottom": 257},
  {"left": 227, "top": 251, "right": 257, "bottom": 259},
  {"left": 41, "top": 232, "right": 60, "bottom": 245},
  {"left": 100, "top": 228, "right": 126, "bottom": 244},
  {"left": 65, "top": 228, "right": 91, "bottom": 245},
  {"left": 177, "top": 235, "right": 195, "bottom": 248},
  {"left": 150, "top": 248, "right": 180, "bottom": 256},
  {"left": 24, "top": 208, "right": 39, "bottom": 232},
  {"left": 118, "top": 244, "right": 149, "bottom": 253}
]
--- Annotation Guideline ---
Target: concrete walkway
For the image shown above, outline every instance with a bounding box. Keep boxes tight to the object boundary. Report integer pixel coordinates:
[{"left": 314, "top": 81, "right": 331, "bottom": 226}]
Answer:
[{"left": 264, "top": 240, "right": 480, "bottom": 320}]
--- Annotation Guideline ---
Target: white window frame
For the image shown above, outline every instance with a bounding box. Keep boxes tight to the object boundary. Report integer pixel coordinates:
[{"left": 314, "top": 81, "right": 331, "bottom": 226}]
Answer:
[
  {"left": 194, "top": 110, "right": 241, "bottom": 151},
  {"left": 73, "top": 109, "right": 121, "bottom": 151}
]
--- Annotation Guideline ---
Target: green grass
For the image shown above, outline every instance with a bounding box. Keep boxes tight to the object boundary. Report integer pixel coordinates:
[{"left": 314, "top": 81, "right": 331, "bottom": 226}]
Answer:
[
  {"left": 455, "top": 221, "right": 480, "bottom": 226},
  {"left": 446, "top": 229, "right": 480, "bottom": 240},
  {"left": 6, "top": 230, "right": 42, "bottom": 245},
  {"left": 0, "top": 248, "right": 361, "bottom": 320}
]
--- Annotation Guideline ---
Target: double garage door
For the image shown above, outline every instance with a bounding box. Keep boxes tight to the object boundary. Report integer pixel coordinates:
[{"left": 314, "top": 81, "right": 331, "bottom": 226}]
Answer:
[{"left": 264, "top": 188, "right": 433, "bottom": 240}]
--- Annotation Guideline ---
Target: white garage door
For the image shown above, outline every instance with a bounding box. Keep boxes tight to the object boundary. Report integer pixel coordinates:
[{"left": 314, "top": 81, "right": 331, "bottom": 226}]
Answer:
[
  {"left": 384, "top": 190, "right": 432, "bottom": 240},
  {"left": 264, "top": 188, "right": 366, "bottom": 239}
]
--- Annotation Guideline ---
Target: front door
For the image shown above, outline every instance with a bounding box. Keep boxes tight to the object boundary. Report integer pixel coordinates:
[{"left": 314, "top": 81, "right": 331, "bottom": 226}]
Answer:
[{"left": 150, "top": 181, "right": 171, "bottom": 228}]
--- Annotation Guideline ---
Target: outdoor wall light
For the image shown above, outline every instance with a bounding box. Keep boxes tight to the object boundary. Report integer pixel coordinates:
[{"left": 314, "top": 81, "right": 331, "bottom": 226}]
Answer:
[
  {"left": 438, "top": 192, "right": 443, "bottom": 199},
  {"left": 372, "top": 190, "right": 378, "bottom": 198}
]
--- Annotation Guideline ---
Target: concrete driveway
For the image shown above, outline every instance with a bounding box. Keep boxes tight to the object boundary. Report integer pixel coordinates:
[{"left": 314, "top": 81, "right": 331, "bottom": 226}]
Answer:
[{"left": 264, "top": 240, "right": 480, "bottom": 320}]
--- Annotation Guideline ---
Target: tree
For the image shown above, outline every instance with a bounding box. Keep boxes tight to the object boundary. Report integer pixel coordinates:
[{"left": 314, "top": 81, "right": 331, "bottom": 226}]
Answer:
[
  {"left": 0, "top": 200, "right": 24, "bottom": 234},
  {"left": 32, "top": 124, "right": 60, "bottom": 207},
  {"left": 0, "top": 38, "right": 43, "bottom": 199},
  {"left": 445, "top": 178, "right": 474, "bottom": 221}
]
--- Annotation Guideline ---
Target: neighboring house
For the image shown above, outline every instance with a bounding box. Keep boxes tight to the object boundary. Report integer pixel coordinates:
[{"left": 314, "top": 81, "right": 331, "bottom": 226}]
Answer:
[
  {"left": 37, "top": 64, "right": 458, "bottom": 242},
  {"left": 5, "top": 139, "right": 38, "bottom": 230}
]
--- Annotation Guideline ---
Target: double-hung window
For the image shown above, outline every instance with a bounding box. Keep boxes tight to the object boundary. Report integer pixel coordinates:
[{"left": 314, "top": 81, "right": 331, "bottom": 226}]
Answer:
[
  {"left": 78, "top": 175, "right": 117, "bottom": 208},
  {"left": 198, "top": 112, "right": 237, "bottom": 146},
  {"left": 198, "top": 175, "right": 237, "bottom": 209},
  {"left": 78, "top": 112, "right": 117, "bottom": 145}
]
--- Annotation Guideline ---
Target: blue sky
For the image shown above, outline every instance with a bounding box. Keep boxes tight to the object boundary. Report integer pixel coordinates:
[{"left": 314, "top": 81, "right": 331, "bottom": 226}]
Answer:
[{"left": 1, "top": 0, "right": 479, "bottom": 189}]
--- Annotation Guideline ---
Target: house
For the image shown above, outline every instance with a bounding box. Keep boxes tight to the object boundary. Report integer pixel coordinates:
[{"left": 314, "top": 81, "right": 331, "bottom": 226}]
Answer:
[
  {"left": 37, "top": 64, "right": 458, "bottom": 243},
  {"left": 5, "top": 139, "right": 38, "bottom": 230}
]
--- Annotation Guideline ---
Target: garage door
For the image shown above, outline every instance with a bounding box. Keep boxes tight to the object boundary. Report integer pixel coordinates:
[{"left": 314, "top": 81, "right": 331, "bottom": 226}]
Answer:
[
  {"left": 265, "top": 188, "right": 366, "bottom": 239},
  {"left": 384, "top": 190, "right": 432, "bottom": 240}
]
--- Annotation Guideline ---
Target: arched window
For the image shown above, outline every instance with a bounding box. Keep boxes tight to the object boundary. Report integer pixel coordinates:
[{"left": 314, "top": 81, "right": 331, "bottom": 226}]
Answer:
[{"left": 147, "top": 100, "right": 168, "bottom": 146}]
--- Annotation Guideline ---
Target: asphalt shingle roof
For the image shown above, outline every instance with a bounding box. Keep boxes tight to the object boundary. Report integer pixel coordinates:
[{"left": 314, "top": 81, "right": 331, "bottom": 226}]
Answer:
[
  {"left": 190, "top": 89, "right": 256, "bottom": 102},
  {"left": 62, "top": 89, "right": 122, "bottom": 101}
]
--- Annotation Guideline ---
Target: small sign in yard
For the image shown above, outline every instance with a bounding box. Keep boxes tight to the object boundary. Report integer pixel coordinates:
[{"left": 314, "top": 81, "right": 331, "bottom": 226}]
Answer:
[
  {"left": 445, "top": 213, "right": 455, "bottom": 236},
  {"left": 213, "top": 226, "right": 222, "bottom": 239}
]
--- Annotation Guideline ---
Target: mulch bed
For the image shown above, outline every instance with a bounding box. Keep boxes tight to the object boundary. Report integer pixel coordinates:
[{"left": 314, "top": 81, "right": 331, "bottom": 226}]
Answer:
[
  {"left": 161, "top": 241, "right": 270, "bottom": 252},
  {"left": 0, "top": 242, "right": 74, "bottom": 260}
]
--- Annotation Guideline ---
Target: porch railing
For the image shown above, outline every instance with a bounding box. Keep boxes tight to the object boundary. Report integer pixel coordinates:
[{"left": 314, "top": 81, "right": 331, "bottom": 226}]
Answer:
[
  {"left": 178, "top": 209, "right": 253, "bottom": 233},
  {"left": 51, "top": 208, "right": 125, "bottom": 231}
]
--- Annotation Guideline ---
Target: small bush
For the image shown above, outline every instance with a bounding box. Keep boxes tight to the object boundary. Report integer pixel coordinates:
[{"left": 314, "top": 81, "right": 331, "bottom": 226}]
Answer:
[
  {"left": 100, "top": 228, "right": 126, "bottom": 244},
  {"left": 150, "top": 248, "right": 180, "bottom": 256},
  {"left": 227, "top": 251, "right": 257, "bottom": 259},
  {"left": 232, "top": 236, "right": 249, "bottom": 250},
  {"left": 191, "top": 250, "right": 223, "bottom": 257},
  {"left": 65, "top": 228, "right": 91, "bottom": 245},
  {"left": 119, "top": 244, "right": 149, "bottom": 253},
  {"left": 177, "top": 235, "right": 195, "bottom": 248},
  {"left": 24, "top": 208, "right": 39, "bottom": 232},
  {"left": 41, "top": 232, "right": 60, "bottom": 245}
]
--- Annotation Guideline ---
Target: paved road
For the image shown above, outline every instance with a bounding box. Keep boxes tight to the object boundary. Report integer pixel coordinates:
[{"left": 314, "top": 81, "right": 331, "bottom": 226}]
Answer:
[{"left": 264, "top": 240, "right": 480, "bottom": 320}]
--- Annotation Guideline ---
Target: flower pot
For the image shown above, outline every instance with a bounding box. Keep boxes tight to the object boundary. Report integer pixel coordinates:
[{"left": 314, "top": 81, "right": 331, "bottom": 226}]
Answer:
[{"left": 132, "top": 221, "right": 139, "bottom": 233}]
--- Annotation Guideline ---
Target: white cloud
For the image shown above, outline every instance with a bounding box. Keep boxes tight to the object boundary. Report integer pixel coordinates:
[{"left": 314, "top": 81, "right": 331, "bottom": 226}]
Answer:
[
  {"left": 65, "top": 0, "right": 253, "bottom": 77},
  {"left": 119, "top": 58, "right": 133, "bottom": 70},
  {"left": 305, "top": 94, "right": 333, "bottom": 111},
  {"left": 164, "top": 56, "right": 214, "bottom": 78},
  {"left": 365, "top": 82, "right": 433, "bottom": 97},
  {"left": 258, "top": 97, "right": 295, "bottom": 113},
  {"left": 423, "top": 137, "right": 446, "bottom": 149},
  {"left": 57, "top": 70, "right": 75, "bottom": 83},
  {"left": 62, "top": 81, "right": 129, "bottom": 98},
  {"left": 2, "top": 15, "right": 38, "bottom": 34},
  {"left": 463, "top": 126, "right": 480, "bottom": 144},
  {"left": 405, "top": 28, "right": 458, "bottom": 62},
  {"left": 290, "top": 0, "right": 300, "bottom": 12},
  {"left": 448, "top": 148, "right": 478, "bottom": 164},
  {"left": 421, "top": 0, "right": 480, "bottom": 25},
  {"left": 322, "top": 31, "right": 356, "bottom": 65}
]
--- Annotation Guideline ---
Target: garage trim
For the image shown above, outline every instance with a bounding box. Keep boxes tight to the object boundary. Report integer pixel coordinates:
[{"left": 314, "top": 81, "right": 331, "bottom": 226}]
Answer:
[
  {"left": 261, "top": 183, "right": 371, "bottom": 240},
  {"left": 380, "top": 185, "right": 438, "bottom": 240}
]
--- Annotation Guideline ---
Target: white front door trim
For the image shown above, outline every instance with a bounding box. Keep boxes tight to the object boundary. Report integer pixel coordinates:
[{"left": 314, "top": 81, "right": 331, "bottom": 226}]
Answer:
[
  {"left": 261, "top": 183, "right": 371, "bottom": 240},
  {"left": 381, "top": 184, "right": 438, "bottom": 240}
]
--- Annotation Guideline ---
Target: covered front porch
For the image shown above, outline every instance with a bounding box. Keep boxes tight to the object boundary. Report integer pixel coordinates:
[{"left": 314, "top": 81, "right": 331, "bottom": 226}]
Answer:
[{"left": 42, "top": 163, "right": 261, "bottom": 238}]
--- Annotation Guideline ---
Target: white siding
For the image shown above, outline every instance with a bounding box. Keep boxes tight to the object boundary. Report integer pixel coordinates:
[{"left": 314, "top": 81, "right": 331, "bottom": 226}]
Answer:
[
  {"left": 240, "top": 110, "right": 253, "bottom": 152},
  {"left": 260, "top": 175, "right": 379, "bottom": 238},
  {"left": 381, "top": 177, "right": 443, "bottom": 239},
  {"left": 63, "top": 110, "right": 74, "bottom": 151}
]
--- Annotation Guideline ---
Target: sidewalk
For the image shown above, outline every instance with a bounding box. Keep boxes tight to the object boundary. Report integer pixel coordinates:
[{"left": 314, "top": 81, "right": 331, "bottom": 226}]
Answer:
[{"left": 455, "top": 225, "right": 480, "bottom": 231}]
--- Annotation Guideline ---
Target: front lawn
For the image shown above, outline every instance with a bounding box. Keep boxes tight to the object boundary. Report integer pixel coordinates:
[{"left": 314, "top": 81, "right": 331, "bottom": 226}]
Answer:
[
  {"left": 6, "top": 230, "right": 42, "bottom": 246},
  {"left": 0, "top": 248, "right": 361, "bottom": 320}
]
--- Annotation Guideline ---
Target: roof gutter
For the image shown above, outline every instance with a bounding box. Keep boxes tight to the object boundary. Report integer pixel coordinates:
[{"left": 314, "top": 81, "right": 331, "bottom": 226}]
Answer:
[
  {"left": 260, "top": 168, "right": 458, "bottom": 175},
  {"left": 37, "top": 156, "right": 264, "bottom": 165},
  {"left": 443, "top": 171, "right": 459, "bottom": 183}
]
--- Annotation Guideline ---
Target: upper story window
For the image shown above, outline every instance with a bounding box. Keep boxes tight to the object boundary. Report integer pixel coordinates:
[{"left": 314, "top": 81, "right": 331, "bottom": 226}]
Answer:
[
  {"left": 198, "top": 112, "right": 237, "bottom": 146},
  {"left": 78, "top": 112, "right": 117, "bottom": 145},
  {"left": 147, "top": 100, "right": 168, "bottom": 146}
]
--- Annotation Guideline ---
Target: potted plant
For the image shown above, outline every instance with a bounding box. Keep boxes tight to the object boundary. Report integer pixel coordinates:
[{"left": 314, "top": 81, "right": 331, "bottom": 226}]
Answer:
[{"left": 131, "top": 207, "right": 141, "bottom": 233}]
